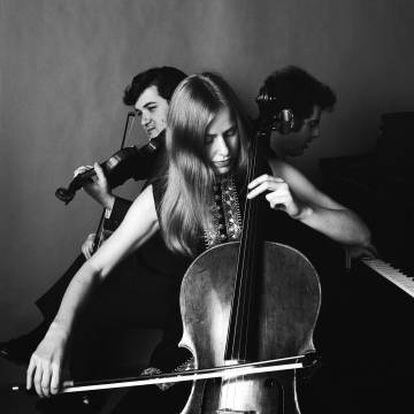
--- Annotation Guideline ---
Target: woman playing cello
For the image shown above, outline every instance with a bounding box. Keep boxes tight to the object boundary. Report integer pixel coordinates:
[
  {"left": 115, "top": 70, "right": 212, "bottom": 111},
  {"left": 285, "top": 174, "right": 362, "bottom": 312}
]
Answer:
[{"left": 26, "top": 72, "right": 371, "bottom": 412}]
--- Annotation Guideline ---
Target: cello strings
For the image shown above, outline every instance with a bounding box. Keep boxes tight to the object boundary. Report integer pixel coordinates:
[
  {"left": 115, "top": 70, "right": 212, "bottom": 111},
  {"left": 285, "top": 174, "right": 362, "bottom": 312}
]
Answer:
[
  {"left": 232, "top": 137, "right": 256, "bottom": 360},
  {"left": 234, "top": 132, "right": 262, "bottom": 405},
  {"left": 240, "top": 132, "right": 260, "bottom": 361},
  {"left": 228, "top": 131, "right": 260, "bottom": 402},
  {"left": 237, "top": 128, "right": 270, "bottom": 392},
  {"left": 222, "top": 135, "right": 255, "bottom": 403},
  {"left": 240, "top": 149, "right": 255, "bottom": 360},
  {"left": 222, "top": 122, "right": 267, "bottom": 408}
]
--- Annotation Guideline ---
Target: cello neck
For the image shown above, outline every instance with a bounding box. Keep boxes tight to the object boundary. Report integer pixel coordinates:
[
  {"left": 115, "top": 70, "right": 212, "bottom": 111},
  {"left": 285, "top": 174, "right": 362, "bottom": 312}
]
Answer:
[{"left": 224, "top": 120, "right": 271, "bottom": 362}]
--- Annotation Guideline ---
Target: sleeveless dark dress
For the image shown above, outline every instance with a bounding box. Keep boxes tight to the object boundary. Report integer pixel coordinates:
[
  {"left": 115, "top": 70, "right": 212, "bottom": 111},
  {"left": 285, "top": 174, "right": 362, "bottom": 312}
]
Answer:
[
  {"left": 61, "top": 160, "right": 345, "bottom": 414},
  {"left": 143, "top": 160, "right": 345, "bottom": 413},
  {"left": 147, "top": 160, "right": 346, "bottom": 371}
]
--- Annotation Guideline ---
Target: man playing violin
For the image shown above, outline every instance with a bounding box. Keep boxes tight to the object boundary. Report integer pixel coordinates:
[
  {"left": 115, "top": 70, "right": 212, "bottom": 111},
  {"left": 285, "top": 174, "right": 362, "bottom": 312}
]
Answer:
[
  {"left": 79, "top": 66, "right": 188, "bottom": 257},
  {"left": 0, "top": 66, "right": 188, "bottom": 373}
]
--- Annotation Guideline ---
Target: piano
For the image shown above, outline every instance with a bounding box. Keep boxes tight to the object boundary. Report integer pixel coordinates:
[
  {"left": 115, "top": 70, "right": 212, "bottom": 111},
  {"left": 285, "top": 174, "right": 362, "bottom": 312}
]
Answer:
[
  {"left": 302, "top": 112, "right": 414, "bottom": 413},
  {"left": 361, "top": 257, "right": 414, "bottom": 299},
  {"left": 320, "top": 112, "right": 414, "bottom": 275}
]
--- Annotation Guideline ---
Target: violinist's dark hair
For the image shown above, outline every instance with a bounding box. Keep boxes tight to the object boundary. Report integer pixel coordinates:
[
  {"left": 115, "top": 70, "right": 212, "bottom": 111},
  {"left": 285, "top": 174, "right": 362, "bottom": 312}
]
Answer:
[
  {"left": 123, "top": 66, "right": 187, "bottom": 105},
  {"left": 260, "top": 65, "right": 336, "bottom": 120}
]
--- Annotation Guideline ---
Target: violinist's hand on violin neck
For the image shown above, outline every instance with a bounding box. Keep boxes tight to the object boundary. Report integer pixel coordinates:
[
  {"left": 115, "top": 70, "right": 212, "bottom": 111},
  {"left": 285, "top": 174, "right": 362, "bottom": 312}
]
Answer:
[
  {"left": 26, "top": 323, "right": 69, "bottom": 398},
  {"left": 73, "top": 163, "right": 115, "bottom": 209},
  {"left": 73, "top": 164, "right": 94, "bottom": 178},
  {"left": 247, "top": 174, "right": 304, "bottom": 218}
]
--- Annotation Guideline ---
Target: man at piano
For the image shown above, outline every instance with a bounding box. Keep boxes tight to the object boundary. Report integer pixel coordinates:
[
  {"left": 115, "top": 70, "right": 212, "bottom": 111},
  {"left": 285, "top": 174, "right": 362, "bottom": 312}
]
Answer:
[
  {"left": 257, "top": 66, "right": 414, "bottom": 414},
  {"left": 259, "top": 65, "right": 377, "bottom": 261},
  {"left": 260, "top": 65, "right": 334, "bottom": 159}
]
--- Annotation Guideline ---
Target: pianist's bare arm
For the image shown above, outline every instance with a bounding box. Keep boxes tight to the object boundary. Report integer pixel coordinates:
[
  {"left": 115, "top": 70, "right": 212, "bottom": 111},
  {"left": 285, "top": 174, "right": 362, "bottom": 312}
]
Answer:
[
  {"left": 268, "top": 159, "right": 372, "bottom": 247},
  {"left": 26, "top": 184, "right": 159, "bottom": 398}
]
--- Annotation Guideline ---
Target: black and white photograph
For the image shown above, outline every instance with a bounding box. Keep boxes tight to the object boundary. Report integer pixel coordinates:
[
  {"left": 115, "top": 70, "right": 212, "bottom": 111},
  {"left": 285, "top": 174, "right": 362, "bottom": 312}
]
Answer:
[{"left": 1, "top": 1, "right": 413, "bottom": 413}]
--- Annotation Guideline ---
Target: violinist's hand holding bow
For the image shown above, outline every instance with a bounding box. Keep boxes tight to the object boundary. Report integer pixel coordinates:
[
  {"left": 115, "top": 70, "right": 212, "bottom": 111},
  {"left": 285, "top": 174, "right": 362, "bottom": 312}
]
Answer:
[
  {"left": 26, "top": 323, "right": 69, "bottom": 397},
  {"left": 247, "top": 174, "right": 312, "bottom": 220},
  {"left": 73, "top": 163, "right": 115, "bottom": 210}
]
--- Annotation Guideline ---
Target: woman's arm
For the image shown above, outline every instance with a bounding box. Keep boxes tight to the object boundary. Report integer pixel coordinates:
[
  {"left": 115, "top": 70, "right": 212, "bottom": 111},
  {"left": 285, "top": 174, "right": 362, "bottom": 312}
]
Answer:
[
  {"left": 248, "top": 159, "right": 371, "bottom": 247},
  {"left": 26, "top": 185, "right": 159, "bottom": 397}
]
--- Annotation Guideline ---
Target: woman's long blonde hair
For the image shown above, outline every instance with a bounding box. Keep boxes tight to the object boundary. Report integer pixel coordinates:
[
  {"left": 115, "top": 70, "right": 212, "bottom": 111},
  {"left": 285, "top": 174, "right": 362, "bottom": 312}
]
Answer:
[{"left": 160, "top": 73, "right": 251, "bottom": 256}]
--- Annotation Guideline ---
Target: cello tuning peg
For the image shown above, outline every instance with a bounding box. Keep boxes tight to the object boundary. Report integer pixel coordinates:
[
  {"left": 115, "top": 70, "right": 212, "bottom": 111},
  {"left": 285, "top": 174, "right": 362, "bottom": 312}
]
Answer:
[{"left": 256, "top": 92, "right": 278, "bottom": 104}]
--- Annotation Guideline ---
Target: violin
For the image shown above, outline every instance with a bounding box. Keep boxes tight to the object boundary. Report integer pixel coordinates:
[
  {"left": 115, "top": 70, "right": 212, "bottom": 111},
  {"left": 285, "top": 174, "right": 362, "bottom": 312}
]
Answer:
[{"left": 55, "top": 112, "right": 163, "bottom": 204}]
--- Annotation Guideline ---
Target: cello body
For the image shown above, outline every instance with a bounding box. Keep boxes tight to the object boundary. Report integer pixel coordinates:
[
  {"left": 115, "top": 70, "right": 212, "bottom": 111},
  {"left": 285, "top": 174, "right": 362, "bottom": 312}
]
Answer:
[{"left": 179, "top": 241, "right": 321, "bottom": 414}]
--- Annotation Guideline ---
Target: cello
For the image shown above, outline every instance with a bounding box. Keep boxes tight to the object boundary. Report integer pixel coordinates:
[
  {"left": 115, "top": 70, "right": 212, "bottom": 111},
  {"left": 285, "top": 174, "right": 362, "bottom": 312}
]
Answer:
[{"left": 175, "top": 90, "right": 322, "bottom": 413}]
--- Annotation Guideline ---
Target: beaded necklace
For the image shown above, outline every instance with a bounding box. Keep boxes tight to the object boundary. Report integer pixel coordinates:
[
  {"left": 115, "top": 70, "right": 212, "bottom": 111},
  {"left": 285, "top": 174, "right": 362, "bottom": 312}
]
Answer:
[{"left": 203, "top": 174, "right": 243, "bottom": 249}]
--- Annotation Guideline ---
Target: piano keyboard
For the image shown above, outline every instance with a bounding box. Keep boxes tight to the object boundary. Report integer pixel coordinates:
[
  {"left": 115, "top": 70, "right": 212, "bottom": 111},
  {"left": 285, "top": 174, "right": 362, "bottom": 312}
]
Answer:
[{"left": 362, "top": 258, "right": 414, "bottom": 298}]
